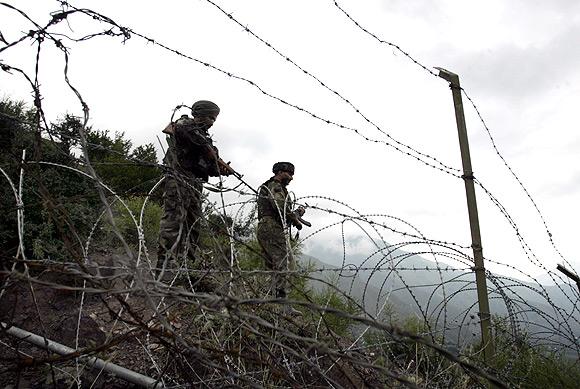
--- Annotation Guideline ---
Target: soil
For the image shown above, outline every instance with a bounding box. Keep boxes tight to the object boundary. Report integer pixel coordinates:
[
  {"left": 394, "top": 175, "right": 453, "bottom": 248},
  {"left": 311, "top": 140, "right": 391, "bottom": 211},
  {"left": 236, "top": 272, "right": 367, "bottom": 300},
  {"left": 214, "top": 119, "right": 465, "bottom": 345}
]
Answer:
[
  {"left": 0, "top": 254, "right": 385, "bottom": 388},
  {"left": 0, "top": 265, "right": 160, "bottom": 388}
]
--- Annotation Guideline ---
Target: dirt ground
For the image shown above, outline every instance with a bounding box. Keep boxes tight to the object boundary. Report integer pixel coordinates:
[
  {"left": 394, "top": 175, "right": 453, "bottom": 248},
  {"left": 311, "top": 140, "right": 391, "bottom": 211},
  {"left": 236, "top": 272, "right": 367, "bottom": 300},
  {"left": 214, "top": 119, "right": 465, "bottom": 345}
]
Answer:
[
  {"left": 0, "top": 255, "right": 384, "bottom": 388},
  {"left": 0, "top": 266, "right": 164, "bottom": 388}
]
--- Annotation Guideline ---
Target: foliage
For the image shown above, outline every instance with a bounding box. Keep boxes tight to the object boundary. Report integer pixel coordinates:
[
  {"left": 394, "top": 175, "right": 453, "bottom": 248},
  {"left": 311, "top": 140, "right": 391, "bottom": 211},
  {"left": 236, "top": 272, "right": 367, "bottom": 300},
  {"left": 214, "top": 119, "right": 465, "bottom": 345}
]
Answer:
[
  {"left": 236, "top": 237, "right": 264, "bottom": 272},
  {"left": 0, "top": 97, "right": 161, "bottom": 263},
  {"left": 484, "top": 318, "right": 580, "bottom": 388},
  {"left": 105, "top": 196, "right": 162, "bottom": 249},
  {"left": 360, "top": 312, "right": 580, "bottom": 388},
  {"left": 85, "top": 129, "right": 161, "bottom": 196},
  {"left": 0, "top": 99, "right": 30, "bottom": 260},
  {"left": 309, "top": 286, "right": 361, "bottom": 337},
  {"left": 1, "top": 101, "right": 99, "bottom": 262}
]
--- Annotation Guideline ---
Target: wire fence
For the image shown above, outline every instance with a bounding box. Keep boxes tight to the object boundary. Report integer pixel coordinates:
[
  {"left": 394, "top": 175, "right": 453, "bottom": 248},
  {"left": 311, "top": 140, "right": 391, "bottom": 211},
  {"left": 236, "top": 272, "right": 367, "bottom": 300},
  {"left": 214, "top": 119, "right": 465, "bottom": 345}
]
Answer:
[{"left": 1, "top": 1, "right": 579, "bottom": 388}]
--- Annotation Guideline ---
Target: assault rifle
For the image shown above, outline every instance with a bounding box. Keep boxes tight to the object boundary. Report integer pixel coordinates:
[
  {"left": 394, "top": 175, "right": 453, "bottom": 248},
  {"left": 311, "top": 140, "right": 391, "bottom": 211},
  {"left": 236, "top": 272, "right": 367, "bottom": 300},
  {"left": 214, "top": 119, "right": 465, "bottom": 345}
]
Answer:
[
  {"left": 292, "top": 206, "right": 311, "bottom": 228},
  {"left": 228, "top": 167, "right": 312, "bottom": 228}
]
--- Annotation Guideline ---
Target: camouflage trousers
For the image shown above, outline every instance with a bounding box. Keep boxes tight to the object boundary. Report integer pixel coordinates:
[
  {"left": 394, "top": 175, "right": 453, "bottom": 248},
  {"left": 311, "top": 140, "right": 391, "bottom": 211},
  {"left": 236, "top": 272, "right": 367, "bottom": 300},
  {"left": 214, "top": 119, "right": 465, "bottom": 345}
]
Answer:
[
  {"left": 156, "top": 173, "right": 203, "bottom": 278},
  {"left": 256, "top": 216, "right": 296, "bottom": 298}
]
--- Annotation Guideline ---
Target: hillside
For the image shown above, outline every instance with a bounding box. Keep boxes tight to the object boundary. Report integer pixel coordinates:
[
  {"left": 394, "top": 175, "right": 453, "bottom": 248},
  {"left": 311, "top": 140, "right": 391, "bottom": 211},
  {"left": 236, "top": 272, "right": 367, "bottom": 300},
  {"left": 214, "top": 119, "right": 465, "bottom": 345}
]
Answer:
[{"left": 301, "top": 250, "right": 580, "bottom": 351}]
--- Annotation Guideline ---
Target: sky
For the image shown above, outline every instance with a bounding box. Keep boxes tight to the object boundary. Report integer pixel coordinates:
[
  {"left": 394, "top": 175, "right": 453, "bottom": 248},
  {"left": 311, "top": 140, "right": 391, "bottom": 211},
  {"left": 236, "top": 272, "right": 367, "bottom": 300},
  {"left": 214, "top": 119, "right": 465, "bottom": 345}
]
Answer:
[{"left": 2, "top": 0, "right": 579, "bottom": 282}]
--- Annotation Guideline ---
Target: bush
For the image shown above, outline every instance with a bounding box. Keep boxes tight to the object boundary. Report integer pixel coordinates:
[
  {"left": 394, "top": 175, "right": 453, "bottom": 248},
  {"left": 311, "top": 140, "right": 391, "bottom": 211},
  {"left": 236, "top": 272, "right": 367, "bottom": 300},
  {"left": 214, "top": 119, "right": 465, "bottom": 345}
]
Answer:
[
  {"left": 487, "top": 318, "right": 580, "bottom": 388},
  {"left": 309, "top": 286, "right": 361, "bottom": 337},
  {"left": 107, "top": 196, "right": 162, "bottom": 249},
  {"left": 1, "top": 98, "right": 161, "bottom": 263}
]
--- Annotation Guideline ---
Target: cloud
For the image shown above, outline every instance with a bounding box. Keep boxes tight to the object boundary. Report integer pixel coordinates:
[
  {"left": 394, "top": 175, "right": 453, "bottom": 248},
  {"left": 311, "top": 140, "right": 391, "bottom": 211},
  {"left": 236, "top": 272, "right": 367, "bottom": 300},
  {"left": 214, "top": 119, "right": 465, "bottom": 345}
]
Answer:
[
  {"left": 443, "top": 23, "right": 580, "bottom": 102},
  {"left": 380, "top": 0, "right": 442, "bottom": 20},
  {"left": 380, "top": 0, "right": 580, "bottom": 24},
  {"left": 356, "top": 1, "right": 580, "bottom": 109},
  {"left": 515, "top": 0, "right": 580, "bottom": 13},
  {"left": 548, "top": 169, "right": 580, "bottom": 197}
]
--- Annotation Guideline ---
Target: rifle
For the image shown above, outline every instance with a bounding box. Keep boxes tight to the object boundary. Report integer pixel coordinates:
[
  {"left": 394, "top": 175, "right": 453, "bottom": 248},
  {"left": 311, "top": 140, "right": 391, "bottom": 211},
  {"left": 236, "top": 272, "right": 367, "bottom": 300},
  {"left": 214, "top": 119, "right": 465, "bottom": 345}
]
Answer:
[
  {"left": 226, "top": 166, "right": 313, "bottom": 228},
  {"left": 222, "top": 162, "right": 259, "bottom": 196},
  {"left": 292, "top": 206, "right": 311, "bottom": 228}
]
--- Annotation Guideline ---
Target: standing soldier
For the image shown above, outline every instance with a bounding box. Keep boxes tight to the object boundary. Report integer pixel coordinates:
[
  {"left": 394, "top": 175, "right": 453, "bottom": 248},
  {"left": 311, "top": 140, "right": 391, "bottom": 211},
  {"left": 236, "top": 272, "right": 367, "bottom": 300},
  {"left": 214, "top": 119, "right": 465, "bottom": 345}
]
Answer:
[
  {"left": 156, "top": 100, "right": 233, "bottom": 284},
  {"left": 257, "top": 162, "right": 305, "bottom": 315}
]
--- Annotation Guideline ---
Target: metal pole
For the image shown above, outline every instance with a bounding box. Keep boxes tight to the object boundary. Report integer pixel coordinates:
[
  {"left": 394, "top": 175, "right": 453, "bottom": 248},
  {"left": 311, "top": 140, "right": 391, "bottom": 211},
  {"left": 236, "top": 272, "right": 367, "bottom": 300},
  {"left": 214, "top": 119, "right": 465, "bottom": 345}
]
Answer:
[
  {"left": 556, "top": 264, "right": 580, "bottom": 294},
  {"left": 1, "top": 322, "right": 163, "bottom": 388},
  {"left": 436, "top": 67, "right": 495, "bottom": 364}
]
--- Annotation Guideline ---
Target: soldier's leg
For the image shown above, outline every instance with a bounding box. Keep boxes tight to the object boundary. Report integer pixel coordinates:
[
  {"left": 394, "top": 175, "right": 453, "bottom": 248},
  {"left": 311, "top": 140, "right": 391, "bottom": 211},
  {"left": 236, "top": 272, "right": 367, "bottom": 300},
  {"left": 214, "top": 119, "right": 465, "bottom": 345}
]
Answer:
[
  {"left": 276, "top": 237, "right": 296, "bottom": 300},
  {"left": 184, "top": 180, "right": 219, "bottom": 292},
  {"left": 156, "top": 176, "right": 187, "bottom": 279},
  {"left": 284, "top": 244, "right": 297, "bottom": 296},
  {"left": 257, "top": 223, "right": 275, "bottom": 296},
  {"left": 257, "top": 220, "right": 288, "bottom": 298},
  {"left": 184, "top": 180, "right": 203, "bottom": 261}
]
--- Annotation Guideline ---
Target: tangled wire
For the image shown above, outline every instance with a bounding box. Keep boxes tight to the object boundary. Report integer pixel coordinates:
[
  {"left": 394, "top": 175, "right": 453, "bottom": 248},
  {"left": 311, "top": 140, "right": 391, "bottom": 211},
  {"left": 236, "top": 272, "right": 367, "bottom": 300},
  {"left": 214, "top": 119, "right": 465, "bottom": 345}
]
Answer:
[{"left": 1, "top": 1, "right": 579, "bottom": 388}]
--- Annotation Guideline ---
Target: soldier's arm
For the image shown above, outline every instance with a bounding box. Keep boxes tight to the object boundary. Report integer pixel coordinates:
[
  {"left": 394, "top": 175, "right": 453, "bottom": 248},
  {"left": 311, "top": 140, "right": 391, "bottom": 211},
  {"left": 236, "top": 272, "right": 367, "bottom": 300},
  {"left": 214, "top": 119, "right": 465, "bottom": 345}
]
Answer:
[
  {"left": 174, "top": 122, "right": 211, "bottom": 148},
  {"left": 174, "top": 124, "right": 231, "bottom": 175},
  {"left": 206, "top": 146, "right": 234, "bottom": 177},
  {"left": 268, "top": 182, "right": 301, "bottom": 228}
]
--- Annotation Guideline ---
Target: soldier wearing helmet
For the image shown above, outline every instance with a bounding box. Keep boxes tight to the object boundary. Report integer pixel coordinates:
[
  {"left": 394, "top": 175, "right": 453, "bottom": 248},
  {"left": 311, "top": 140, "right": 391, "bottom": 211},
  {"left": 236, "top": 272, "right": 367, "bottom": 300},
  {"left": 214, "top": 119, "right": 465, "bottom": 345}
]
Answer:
[
  {"left": 257, "top": 162, "right": 304, "bottom": 315},
  {"left": 156, "top": 100, "right": 234, "bottom": 284}
]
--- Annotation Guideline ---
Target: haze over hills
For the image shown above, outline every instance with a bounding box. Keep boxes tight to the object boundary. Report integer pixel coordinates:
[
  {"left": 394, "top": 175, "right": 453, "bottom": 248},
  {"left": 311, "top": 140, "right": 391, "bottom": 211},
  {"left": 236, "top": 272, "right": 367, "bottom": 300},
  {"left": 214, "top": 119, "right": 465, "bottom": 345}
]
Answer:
[{"left": 301, "top": 246, "right": 580, "bottom": 348}]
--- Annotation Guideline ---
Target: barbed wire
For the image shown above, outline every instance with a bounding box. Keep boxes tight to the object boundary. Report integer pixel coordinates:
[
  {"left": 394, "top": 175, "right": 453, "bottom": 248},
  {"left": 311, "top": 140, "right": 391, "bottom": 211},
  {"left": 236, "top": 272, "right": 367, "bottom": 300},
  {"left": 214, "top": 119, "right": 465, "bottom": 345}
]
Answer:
[
  {"left": 462, "top": 91, "right": 570, "bottom": 266},
  {"left": 3, "top": 0, "right": 559, "bottom": 278},
  {"left": 331, "top": 0, "right": 570, "bottom": 279},
  {"left": 201, "top": 0, "right": 459, "bottom": 175},
  {"left": 1, "top": 151, "right": 577, "bottom": 386},
  {"left": 1, "top": 2, "right": 579, "bottom": 388},
  {"left": 46, "top": 0, "right": 464, "bottom": 180}
]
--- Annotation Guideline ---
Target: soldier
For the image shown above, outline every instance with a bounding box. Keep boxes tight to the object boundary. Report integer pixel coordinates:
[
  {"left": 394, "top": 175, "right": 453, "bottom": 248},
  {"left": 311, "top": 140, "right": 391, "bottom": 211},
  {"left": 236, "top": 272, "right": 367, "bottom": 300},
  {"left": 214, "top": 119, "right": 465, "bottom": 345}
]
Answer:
[
  {"left": 257, "top": 162, "right": 305, "bottom": 315},
  {"left": 156, "top": 100, "right": 233, "bottom": 284}
]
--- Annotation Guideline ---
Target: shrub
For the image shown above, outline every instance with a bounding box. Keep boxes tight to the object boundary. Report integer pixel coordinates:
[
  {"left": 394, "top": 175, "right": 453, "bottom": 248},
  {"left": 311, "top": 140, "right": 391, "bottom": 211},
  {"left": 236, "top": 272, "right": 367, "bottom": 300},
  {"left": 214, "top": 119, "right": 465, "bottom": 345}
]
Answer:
[{"left": 107, "top": 196, "right": 162, "bottom": 249}]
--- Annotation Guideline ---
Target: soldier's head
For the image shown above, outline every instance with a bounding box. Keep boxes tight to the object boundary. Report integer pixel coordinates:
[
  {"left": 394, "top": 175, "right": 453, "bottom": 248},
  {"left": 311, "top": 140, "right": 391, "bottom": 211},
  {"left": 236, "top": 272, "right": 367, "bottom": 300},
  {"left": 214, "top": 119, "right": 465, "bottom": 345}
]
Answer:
[
  {"left": 273, "top": 162, "right": 294, "bottom": 186},
  {"left": 191, "top": 100, "right": 220, "bottom": 129}
]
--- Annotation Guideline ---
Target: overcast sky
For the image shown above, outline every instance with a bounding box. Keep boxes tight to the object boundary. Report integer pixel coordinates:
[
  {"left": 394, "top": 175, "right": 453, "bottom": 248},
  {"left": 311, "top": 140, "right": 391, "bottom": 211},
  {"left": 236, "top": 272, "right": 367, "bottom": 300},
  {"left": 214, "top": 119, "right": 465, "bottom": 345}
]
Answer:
[{"left": 2, "top": 0, "right": 579, "bottom": 282}]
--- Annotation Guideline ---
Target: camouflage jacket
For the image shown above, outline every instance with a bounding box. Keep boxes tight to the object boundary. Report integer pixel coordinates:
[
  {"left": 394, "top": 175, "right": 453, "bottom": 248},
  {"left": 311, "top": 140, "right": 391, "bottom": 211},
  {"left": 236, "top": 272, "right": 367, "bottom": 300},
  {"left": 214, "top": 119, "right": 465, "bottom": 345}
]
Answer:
[
  {"left": 257, "top": 178, "right": 295, "bottom": 226},
  {"left": 163, "top": 115, "right": 220, "bottom": 181}
]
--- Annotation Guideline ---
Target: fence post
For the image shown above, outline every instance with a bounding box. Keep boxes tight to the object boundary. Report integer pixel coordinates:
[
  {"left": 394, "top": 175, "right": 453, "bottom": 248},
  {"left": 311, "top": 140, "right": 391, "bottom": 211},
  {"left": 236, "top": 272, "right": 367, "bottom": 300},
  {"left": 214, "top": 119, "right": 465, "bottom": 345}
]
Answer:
[
  {"left": 556, "top": 264, "right": 580, "bottom": 294},
  {"left": 436, "top": 67, "right": 495, "bottom": 364}
]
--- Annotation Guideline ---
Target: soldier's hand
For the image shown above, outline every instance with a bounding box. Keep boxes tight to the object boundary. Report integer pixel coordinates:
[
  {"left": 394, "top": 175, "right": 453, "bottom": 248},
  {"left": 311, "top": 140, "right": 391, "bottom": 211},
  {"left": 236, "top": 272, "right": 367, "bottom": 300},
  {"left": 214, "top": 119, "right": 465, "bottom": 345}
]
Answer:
[
  {"left": 293, "top": 219, "right": 303, "bottom": 230},
  {"left": 218, "top": 160, "right": 235, "bottom": 176},
  {"left": 219, "top": 165, "right": 232, "bottom": 176},
  {"left": 295, "top": 206, "right": 306, "bottom": 217}
]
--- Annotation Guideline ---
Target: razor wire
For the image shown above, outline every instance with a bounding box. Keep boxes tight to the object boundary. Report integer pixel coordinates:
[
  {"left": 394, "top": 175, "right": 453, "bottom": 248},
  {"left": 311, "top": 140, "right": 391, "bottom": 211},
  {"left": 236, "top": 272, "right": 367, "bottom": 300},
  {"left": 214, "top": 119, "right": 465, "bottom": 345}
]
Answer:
[
  {"left": 42, "top": 0, "right": 569, "bottom": 284},
  {"left": 1, "top": 1, "right": 579, "bottom": 388},
  {"left": 1, "top": 151, "right": 577, "bottom": 387},
  {"left": 331, "top": 0, "right": 571, "bottom": 272},
  {"left": 1, "top": 0, "right": 562, "bottom": 277}
]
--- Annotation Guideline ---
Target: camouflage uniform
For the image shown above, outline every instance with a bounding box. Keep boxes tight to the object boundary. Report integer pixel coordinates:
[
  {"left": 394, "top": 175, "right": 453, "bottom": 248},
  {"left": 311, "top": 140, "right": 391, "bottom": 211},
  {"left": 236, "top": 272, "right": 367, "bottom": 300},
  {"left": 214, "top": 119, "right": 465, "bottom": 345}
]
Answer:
[
  {"left": 256, "top": 177, "right": 298, "bottom": 298},
  {"left": 157, "top": 114, "right": 221, "bottom": 279}
]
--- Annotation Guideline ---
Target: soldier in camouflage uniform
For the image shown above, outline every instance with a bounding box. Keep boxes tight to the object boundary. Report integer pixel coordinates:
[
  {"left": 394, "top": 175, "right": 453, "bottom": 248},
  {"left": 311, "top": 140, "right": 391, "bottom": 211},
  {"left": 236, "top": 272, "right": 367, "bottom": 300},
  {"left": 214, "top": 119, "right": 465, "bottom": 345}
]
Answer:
[
  {"left": 257, "top": 162, "right": 304, "bottom": 314},
  {"left": 156, "top": 100, "right": 233, "bottom": 283}
]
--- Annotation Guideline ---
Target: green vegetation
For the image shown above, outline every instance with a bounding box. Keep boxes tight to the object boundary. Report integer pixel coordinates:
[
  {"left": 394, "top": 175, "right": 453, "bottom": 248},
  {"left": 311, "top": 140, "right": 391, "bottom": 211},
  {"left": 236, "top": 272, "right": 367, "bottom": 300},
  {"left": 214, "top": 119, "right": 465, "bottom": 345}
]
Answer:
[
  {"left": 3, "top": 96, "right": 580, "bottom": 388},
  {"left": 361, "top": 313, "right": 580, "bottom": 388},
  {"left": 107, "top": 196, "right": 162, "bottom": 248},
  {"left": 484, "top": 318, "right": 580, "bottom": 388},
  {"left": 308, "top": 285, "right": 361, "bottom": 336},
  {"left": 0, "top": 97, "right": 161, "bottom": 264}
]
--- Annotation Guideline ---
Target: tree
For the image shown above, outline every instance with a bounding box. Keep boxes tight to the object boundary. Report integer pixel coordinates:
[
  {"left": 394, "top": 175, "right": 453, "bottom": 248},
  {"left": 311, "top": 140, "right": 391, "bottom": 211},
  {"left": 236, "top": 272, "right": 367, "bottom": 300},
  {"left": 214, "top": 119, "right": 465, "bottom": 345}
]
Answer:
[
  {"left": 85, "top": 129, "right": 161, "bottom": 196},
  {"left": 0, "top": 99, "right": 32, "bottom": 262},
  {"left": 0, "top": 98, "right": 162, "bottom": 263}
]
